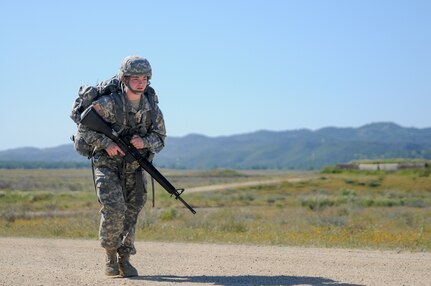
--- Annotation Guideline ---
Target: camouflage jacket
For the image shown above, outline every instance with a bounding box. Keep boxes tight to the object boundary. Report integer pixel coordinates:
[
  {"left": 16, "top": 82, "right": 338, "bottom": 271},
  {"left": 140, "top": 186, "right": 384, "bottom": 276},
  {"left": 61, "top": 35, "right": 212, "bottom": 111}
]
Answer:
[{"left": 79, "top": 85, "right": 166, "bottom": 159}]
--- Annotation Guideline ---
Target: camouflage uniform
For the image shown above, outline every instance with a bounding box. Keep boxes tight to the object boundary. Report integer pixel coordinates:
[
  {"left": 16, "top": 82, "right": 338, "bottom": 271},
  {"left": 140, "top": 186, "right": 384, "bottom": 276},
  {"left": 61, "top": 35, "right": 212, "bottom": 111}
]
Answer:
[{"left": 81, "top": 83, "right": 166, "bottom": 255}]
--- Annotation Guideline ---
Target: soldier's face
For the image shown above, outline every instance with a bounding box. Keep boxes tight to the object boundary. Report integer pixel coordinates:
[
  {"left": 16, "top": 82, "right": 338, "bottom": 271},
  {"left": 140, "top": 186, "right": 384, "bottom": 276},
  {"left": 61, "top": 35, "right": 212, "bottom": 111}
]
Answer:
[{"left": 128, "top": 75, "right": 148, "bottom": 93}]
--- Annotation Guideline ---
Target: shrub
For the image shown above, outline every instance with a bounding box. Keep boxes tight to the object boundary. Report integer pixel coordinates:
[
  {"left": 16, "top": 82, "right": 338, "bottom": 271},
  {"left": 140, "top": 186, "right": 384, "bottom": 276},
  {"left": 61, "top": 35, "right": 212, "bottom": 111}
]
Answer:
[{"left": 159, "top": 208, "right": 178, "bottom": 221}]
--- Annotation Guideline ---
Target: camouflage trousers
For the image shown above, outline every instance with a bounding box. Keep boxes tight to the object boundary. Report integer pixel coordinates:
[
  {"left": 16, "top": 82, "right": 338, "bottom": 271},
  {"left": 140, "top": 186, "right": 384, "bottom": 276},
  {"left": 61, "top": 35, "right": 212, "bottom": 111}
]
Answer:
[{"left": 93, "top": 155, "right": 147, "bottom": 255}]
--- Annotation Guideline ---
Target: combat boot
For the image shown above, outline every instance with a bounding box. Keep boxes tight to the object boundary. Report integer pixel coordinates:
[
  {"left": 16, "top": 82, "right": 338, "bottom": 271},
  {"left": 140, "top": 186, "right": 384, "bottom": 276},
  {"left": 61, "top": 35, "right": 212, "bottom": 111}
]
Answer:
[
  {"left": 104, "top": 248, "right": 119, "bottom": 276},
  {"left": 118, "top": 254, "right": 138, "bottom": 277}
]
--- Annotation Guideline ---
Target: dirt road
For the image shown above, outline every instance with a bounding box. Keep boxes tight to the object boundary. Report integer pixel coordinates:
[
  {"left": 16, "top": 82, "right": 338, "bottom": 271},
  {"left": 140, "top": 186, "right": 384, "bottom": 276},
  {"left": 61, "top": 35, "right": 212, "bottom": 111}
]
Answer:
[
  {"left": 0, "top": 237, "right": 430, "bottom": 286},
  {"left": 186, "top": 177, "right": 313, "bottom": 193}
]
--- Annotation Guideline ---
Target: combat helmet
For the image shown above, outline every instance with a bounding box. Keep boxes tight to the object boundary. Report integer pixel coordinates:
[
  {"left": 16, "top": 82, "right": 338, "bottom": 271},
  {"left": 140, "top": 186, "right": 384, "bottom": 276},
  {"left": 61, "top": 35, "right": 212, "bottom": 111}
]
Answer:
[{"left": 118, "top": 56, "right": 152, "bottom": 80}]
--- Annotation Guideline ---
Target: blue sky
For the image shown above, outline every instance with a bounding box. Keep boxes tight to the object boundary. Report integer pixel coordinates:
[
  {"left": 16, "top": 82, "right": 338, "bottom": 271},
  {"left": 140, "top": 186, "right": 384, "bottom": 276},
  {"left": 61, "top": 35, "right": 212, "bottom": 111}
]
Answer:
[{"left": 0, "top": 0, "right": 430, "bottom": 151}]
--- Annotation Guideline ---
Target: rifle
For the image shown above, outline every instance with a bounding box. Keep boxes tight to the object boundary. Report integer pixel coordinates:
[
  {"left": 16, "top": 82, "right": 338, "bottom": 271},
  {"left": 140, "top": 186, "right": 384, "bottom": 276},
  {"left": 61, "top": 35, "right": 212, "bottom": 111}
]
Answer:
[{"left": 80, "top": 106, "right": 196, "bottom": 214}]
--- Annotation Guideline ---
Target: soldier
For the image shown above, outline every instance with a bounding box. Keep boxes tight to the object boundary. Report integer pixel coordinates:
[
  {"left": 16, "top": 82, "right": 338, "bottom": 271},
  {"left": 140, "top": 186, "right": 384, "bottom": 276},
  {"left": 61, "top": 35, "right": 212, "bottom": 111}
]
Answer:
[{"left": 80, "top": 56, "right": 166, "bottom": 277}]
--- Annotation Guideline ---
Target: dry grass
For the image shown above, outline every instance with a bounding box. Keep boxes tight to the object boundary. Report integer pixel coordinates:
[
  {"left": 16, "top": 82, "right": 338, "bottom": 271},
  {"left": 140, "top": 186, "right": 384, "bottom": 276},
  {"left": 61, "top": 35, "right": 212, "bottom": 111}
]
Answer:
[{"left": 0, "top": 168, "right": 430, "bottom": 251}]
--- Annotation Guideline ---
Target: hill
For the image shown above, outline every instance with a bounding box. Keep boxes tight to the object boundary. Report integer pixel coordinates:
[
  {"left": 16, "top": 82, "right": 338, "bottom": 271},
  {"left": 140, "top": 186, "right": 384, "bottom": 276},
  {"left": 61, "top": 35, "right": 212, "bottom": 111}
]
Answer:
[{"left": 1, "top": 122, "right": 430, "bottom": 169}]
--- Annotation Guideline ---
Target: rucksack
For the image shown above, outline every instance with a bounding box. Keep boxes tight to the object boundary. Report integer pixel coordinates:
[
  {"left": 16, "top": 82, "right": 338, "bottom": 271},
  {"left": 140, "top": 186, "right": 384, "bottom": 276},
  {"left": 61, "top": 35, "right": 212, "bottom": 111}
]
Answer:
[{"left": 70, "top": 76, "right": 157, "bottom": 158}]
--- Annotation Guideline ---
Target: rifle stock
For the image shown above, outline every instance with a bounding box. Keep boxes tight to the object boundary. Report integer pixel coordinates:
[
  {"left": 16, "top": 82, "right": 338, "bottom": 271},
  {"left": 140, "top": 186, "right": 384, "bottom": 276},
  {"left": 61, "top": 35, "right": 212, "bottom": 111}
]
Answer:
[{"left": 80, "top": 107, "right": 196, "bottom": 214}]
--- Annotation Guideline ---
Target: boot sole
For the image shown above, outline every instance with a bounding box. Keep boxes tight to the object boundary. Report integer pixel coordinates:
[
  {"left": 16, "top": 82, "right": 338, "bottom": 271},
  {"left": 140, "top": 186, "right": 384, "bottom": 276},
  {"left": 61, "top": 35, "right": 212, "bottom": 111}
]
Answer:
[
  {"left": 105, "top": 270, "right": 120, "bottom": 276},
  {"left": 119, "top": 271, "right": 138, "bottom": 277}
]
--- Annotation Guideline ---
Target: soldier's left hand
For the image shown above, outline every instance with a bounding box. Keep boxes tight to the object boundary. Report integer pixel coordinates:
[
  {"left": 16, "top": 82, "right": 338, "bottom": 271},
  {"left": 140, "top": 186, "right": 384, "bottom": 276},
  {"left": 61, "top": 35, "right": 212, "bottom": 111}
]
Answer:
[{"left": 130, "top": 135, "right": 145, "bottom": 149}]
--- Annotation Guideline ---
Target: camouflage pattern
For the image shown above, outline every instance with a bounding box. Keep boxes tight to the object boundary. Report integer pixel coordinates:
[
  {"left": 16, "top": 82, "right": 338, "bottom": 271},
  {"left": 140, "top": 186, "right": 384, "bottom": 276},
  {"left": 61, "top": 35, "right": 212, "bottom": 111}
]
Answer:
[
  {"left": 95, "top": 163, "right": 147, "bottom": 253},
  {"left": 70, "top": 85, "right": 99, "bottom": 124},
  {"left": 81, "top": 89, "right": 166, "bottom": 154},
  {"left": 81, "top": 85, "right": 166, "bottom": 255},
  {"left": 118, "top": 56, "right": 152, "bottom": 80},
  {"left": 72, "top": 126, "right": 95, "bottom": 157},
  {"left": 70, "top": 81, "right": 119, "bottom": 157}
]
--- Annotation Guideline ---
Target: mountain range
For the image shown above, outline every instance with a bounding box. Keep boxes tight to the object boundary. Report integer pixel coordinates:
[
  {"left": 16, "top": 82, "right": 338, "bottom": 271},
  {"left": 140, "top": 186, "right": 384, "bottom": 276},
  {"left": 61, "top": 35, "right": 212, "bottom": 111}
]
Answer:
[{"left": 1, "top": 122, "right": 430, "bottom": 170}]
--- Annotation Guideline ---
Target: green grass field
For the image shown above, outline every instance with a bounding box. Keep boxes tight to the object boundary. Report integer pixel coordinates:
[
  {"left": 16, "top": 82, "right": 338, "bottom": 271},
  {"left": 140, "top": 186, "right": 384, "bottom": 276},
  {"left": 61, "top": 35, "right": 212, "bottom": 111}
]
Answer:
[{"left": 0, "top": 168, "right": 430, "bottom": 251}]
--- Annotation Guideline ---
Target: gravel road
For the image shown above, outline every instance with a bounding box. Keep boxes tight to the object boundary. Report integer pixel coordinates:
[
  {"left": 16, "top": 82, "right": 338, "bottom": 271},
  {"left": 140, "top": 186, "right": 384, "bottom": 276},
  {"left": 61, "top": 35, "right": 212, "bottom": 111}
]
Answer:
[{"left": 0, "top": 237, "right": 430, "bottom": 286}]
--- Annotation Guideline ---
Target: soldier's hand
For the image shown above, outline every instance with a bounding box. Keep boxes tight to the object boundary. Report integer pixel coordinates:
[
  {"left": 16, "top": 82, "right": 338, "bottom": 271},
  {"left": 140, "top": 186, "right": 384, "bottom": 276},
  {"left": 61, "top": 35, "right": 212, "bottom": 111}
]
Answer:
[
  {"left": 130, "top": 135, "right": 145, "bottom": 149},
  {"left": 105, "top": 143, "right": 125, "bottom": 157}
]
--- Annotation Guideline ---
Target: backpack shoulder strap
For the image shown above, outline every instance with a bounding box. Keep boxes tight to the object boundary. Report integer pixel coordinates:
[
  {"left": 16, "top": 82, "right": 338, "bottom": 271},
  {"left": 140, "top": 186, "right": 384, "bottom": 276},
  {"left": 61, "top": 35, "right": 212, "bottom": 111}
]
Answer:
[
  {"left": 109, "top": 92, "right": 127, "bottom": 131},
  {"left": 144, "top": 86, "right": 157, "bottom": 127}
]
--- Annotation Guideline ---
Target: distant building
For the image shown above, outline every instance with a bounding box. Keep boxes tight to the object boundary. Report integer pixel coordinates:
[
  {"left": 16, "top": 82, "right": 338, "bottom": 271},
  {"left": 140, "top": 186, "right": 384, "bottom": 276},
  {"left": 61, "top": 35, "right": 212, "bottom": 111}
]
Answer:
[{"left": 336, "top": 162, "right": 427, "bottom": 171}]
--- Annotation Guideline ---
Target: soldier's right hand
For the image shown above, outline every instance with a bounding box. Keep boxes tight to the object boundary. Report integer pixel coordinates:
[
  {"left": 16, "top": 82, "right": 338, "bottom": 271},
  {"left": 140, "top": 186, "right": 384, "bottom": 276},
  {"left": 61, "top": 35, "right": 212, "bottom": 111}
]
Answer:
[{"left": 105, "top": 143, "right": 126, "bottom": 157}]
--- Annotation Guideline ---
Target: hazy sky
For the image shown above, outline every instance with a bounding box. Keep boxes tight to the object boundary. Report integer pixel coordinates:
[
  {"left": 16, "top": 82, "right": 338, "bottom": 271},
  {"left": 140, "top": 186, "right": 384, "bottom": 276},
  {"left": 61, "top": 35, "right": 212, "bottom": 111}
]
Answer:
[{"left": 0, "top": 0, "right": 430, "bottom": 151}]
